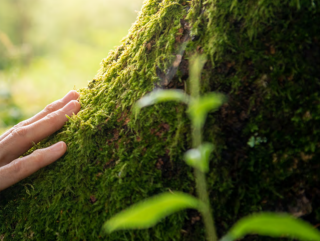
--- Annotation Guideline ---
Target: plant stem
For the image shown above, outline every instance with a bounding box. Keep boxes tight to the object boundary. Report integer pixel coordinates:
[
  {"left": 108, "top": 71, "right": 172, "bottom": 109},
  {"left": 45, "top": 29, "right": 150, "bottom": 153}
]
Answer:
[
  {"left": 190, "top": 55, "right": 218, "bottom": 241},
  {"left": 192, "top": 125, "right": 218, "bottom": 241}
]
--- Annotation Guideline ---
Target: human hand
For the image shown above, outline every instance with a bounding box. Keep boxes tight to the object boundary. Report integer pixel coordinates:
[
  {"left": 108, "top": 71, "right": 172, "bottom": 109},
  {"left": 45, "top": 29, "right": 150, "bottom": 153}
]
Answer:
[{"left": 0, "top": 90, "right": 81, "bottom": 191}]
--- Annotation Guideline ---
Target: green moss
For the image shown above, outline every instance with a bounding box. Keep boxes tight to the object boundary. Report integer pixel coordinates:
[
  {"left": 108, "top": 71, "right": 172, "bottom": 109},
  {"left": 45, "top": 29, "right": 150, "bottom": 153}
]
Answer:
[{"left": 1, "top": 0, "right": 320, "bottom": 240}]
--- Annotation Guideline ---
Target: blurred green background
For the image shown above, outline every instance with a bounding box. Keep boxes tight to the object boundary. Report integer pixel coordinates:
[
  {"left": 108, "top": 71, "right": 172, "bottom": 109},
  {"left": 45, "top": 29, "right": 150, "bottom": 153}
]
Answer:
[{"left": 0, "top": 0, "right": 143, "bottom": 134}]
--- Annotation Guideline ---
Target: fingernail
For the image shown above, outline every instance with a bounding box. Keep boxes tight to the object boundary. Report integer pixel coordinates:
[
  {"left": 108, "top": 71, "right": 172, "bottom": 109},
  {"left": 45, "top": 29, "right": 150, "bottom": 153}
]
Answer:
[
  {"left": 62, "top": 90, "right": 79, "bottom": 101},
  {"left": 51, "top": 141, "right": 66, "bottom": 152},
  {"left": 64, "top": 100, "right": 79, "bottom": 112}
]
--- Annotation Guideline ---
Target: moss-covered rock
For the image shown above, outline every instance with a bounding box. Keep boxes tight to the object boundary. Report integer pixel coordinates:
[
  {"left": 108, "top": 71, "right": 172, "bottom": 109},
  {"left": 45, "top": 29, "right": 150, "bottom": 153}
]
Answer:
[{"left": 1, "top": 0, "right": 320, "bottom": 240}]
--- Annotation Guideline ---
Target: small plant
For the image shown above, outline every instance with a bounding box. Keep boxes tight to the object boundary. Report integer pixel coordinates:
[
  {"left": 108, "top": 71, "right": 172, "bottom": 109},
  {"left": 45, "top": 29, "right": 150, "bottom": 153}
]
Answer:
[{"left": 102, "top": 55, "right": 320, "bottom": 241}]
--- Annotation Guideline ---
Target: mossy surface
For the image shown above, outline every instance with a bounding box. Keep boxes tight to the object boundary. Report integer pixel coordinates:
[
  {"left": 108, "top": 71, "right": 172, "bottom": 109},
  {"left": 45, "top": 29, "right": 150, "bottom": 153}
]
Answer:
[{"left": 1, "top": 0, "right": 320, "bottom": 240}]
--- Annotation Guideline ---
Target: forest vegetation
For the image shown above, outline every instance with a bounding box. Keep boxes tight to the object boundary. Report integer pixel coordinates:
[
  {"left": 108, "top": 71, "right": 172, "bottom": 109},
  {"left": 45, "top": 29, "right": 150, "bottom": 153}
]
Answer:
[{"left": 1, "top": 0, "right": 320, "bottom": 240}]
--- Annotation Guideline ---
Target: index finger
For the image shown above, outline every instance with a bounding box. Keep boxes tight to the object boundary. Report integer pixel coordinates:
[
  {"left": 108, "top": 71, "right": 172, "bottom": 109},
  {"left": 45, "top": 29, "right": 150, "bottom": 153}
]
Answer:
[
  {"left": 0, "top": 100, "right": 81, "bottom": 166},
  {"left": 0, "top": 90, "right": 79, "bottom": 143}
]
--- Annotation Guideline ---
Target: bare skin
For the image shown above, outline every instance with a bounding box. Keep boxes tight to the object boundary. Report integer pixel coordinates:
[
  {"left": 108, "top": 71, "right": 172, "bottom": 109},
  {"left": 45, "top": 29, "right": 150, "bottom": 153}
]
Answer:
[{"left": 0, "top": 90, "right": 81, "bottom": 191}]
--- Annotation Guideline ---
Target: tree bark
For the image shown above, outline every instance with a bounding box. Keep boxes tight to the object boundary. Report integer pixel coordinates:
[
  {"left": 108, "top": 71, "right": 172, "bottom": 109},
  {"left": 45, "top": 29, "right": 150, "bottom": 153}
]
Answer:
[{"left": 1, "top": 0, "right": 320, "bottom": 240}]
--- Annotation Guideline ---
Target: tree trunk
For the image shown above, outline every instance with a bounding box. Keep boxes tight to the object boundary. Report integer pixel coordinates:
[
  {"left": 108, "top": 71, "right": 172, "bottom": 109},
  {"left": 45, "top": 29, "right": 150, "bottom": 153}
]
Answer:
[{"left": 1, "top": 0, "right": 320, "bottom": 240}]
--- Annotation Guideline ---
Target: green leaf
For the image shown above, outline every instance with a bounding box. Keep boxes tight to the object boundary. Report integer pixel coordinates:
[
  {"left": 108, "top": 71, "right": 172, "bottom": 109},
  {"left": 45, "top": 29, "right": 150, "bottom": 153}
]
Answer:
[
  {"left": 247, "top": 136, "right": 255, "bottom": 148},
  {"left": 134, "top": 89, "right": 189, "bottom": 115},
  {"left": 187, "top": 92, "right": 225, "bottom": 128},
  {"left": 221, "top": 213, "right": 320, "bottom": 241},
  {"left": 103, "top": 192, "right": 202, "bottom": 233},
  {"left": 184, "top": 143, "right": 214, "bottom": 173}
]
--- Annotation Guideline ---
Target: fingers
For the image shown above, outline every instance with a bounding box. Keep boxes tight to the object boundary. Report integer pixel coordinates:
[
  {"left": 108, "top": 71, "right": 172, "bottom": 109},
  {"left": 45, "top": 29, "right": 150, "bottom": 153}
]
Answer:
[
  {"left": 0, "top": 90, "right": 79, "bottom": 142},
  {"left": 0, "top": 100, "right": 81, "bottom": 166},
  {"left": 0, "top": 142, "right": 66, "bottom": 191},
  {"left": 29, "top": 90, "right": 80, "bottom": 125}
]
